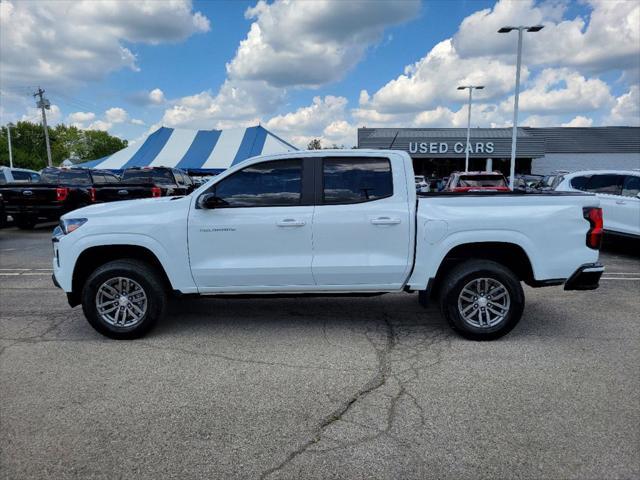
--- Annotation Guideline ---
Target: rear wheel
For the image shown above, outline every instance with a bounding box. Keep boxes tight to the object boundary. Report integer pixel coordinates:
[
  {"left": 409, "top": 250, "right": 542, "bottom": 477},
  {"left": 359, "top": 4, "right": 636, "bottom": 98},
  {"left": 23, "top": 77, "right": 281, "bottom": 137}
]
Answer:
[
  {"left": 81, "top": 259, "right": 166, "bottom": 339},
  {"left": 439, "top": 260, "right": 524, "bottom": 340}
]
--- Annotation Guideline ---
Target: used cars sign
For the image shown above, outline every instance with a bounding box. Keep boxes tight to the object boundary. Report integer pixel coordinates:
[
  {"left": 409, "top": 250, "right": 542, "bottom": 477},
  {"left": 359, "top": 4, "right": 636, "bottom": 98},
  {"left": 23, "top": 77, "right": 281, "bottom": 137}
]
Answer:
[{"left": 408, "top": 141, "right": 495, "bottom": 155}]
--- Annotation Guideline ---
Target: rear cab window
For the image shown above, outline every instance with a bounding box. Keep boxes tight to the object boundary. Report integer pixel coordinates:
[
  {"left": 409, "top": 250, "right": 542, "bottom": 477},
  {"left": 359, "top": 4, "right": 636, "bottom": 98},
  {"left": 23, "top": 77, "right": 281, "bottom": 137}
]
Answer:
[
  {"left": 322, "top": 157, "right": 393, "bottom": 204},
  {"left": 457, "top": 175, "right": 507, "bottom": 188},
  {"left": 122, "top": 169, "right": 176, "bottom": 185},
  {"left": 60, "top": 171, "right": 92, "bottom": 185}
]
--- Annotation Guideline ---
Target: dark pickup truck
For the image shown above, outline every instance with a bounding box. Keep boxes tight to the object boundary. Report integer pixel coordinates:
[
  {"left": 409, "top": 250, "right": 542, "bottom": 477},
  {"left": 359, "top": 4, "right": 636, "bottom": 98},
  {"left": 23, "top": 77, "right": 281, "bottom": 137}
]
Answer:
[
  {"left": 0, "top": 168, "right": 166, "bottom": 229},
  {"left": 120, "top": 167, "right": 196, "bottom": 197}
]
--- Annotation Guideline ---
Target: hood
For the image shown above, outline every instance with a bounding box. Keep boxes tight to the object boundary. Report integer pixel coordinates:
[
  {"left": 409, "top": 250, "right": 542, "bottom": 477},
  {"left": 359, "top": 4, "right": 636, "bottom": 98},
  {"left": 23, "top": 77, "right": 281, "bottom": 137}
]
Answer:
[{"left": 61, "top": 196, "right": 187, "bottom": 220}]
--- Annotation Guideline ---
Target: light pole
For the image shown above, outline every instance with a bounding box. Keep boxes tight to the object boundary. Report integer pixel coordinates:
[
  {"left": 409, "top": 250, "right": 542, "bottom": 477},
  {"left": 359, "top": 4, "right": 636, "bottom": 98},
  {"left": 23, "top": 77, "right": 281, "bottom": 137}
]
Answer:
[
  {"left": 7, "top": 122, "right": 15, "bottom": 168},
  {"left": 457, "top": 85, "right": 484, "bottom": 172},
  {"left": 498, "top": 25, "right": 543, "bottom": 188}
]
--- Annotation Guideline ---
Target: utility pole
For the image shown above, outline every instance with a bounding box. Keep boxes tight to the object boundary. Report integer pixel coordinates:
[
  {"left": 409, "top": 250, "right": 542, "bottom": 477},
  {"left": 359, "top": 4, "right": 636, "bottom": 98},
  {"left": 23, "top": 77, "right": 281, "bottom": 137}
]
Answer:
[
  {"left": 498, "top": 25, "right": 544, "bottom": 189},
  {"left": 33, "top": 87, "right": 53, "bottom": 167},
  {"left": 457, "top": 85, "right": 484, "bottom": 172},
  {"left": 7, "top": 122, "right": 14, "bottom": 168}
]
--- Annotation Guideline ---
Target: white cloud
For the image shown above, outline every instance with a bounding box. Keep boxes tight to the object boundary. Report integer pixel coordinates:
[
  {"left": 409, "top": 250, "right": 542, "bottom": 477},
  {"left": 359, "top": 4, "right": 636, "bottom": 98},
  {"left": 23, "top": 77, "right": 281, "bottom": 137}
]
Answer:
[
  {"left": 357, "top": 39, "right": 521, "bottom": 116},
  {"left": 561, "top": 116, "right": 594, "bottom": 128},
  {"left": 130, "top": 118, "right": 145, "bottom": 126},
  {"left": 452, "top": 0, "right": 640, "bottom": 76},
  {"left": 67, "top": 111, "right": 96, "bottom": 125},
  {"left": 227, "top": 0, "right": 420, "bottom": 88},
  {"left": 21, "top": 104, "right": 62, "bottom": 125},
  {"left": 606, "top": 86, "right": 640, "bottom": 126},
  {"left": 265, "top": 96, "right": 355, "bottom": 147},
  {"left": 149, "top": 88, "right": 166, "bottom": 105},
  {"left": 87, "top": 120, "right": 112, "bottom": 131},
  {"left": 105, "top": 107, "right": 128, "bottom": 124},
  {"left": 0, "top": 0, "right": 210, "bottom": 89},
  {"left": 504, "top": 68, "right": 614, "bottom": 116}
]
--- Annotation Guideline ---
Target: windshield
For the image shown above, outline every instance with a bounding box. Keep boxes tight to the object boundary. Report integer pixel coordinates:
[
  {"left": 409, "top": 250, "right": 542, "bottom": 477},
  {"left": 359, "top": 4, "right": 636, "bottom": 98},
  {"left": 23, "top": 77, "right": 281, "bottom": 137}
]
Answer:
[
  {"left": 458, "top": 175, "right": 507, "bottom": 187},
  {"left": 122, "top": 169, "right": 174, "bottom": 185}
]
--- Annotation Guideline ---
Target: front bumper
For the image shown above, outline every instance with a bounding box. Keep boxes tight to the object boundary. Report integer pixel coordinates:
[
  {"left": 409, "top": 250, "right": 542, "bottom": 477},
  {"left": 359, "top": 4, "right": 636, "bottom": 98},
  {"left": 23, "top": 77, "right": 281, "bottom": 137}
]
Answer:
[{"left": 564, "top": 263, "right": 604, "bottom": 291}]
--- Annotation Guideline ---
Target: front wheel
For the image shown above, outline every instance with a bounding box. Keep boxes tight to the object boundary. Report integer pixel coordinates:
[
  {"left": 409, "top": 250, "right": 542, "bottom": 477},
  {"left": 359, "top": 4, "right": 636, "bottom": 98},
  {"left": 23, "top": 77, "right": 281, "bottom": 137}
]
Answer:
[
  {"left": 82, "top": 259, "right": 167, "bottom": 339},
  {"left": 439, "top": 260, "right": 525, "bottom": 340}
]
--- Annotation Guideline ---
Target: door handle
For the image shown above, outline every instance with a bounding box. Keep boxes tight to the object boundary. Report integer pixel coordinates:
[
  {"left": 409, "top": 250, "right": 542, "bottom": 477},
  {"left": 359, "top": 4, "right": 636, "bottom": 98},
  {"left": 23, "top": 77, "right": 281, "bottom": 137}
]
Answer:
[
  {"left": 615, "top": 200, "right": 626, "bottom": 205},
  {"left": 371, "top": 216, "right": 401, "bottom": 225},
  {"left": 277, "top": 218, "right": 306, "bottom": 227}
]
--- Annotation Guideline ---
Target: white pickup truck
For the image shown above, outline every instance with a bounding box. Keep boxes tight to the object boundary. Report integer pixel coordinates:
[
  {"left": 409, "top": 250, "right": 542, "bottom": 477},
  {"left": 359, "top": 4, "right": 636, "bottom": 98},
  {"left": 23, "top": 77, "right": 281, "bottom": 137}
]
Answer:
[{"left": 52, "top": 150, "right": 604, "bottom": 340}]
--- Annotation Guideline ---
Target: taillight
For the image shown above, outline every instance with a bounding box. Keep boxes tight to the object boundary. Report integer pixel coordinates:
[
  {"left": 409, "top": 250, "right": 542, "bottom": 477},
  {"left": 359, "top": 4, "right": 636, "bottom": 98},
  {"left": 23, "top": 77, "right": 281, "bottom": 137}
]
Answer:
[
  {"left": 56, "top": 187, "right": 69, "bottom": 202},
  {"left": 583, "top": 207, "right": 603, "bottom": 250},
  {"left": 151, "top": 186, "right": 161, "bottom": 198},
  {"left": 88, "top": 187, "right": 96, "bottom": 202}
]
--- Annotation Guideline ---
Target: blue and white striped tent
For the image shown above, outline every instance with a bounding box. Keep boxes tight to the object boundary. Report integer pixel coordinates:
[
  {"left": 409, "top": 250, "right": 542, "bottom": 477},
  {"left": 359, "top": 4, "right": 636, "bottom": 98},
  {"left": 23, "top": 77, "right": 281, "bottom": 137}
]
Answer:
[{"left": 76, "top": 125, "right": 297, "bottom": 172}]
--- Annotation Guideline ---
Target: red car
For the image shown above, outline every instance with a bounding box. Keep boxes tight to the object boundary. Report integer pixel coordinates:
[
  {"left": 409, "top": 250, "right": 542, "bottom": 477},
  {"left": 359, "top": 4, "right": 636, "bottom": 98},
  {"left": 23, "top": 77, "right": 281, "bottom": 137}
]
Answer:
[{"left": 444, "top": 171, "right": 510, "bottom": 192}]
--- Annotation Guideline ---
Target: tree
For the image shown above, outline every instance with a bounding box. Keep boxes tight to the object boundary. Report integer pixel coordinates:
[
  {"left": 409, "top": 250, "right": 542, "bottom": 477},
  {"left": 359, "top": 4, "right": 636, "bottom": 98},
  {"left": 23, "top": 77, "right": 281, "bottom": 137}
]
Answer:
[
  {"left": 0, "top": 122, "right": 127, "bottom": 170},
  {"left": 307, "top": 138, "right": 322, "bottom": 150}
]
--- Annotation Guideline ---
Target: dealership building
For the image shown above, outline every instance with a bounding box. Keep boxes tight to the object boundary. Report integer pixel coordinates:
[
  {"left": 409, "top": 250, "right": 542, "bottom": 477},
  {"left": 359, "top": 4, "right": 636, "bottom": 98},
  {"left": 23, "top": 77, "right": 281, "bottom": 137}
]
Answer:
[{"left": 357, "top": 127, "right": 640, "bottom": 177}]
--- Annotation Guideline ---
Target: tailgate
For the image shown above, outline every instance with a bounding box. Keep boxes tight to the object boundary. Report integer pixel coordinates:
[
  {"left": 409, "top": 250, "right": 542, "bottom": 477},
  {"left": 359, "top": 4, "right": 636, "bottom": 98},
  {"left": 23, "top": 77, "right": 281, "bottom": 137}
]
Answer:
[
  {"left": 97, "top": 184, "right": 156, "bottom": 202},
  {"left": 0, "top": 185, "right": 59, "bottom": 208}
]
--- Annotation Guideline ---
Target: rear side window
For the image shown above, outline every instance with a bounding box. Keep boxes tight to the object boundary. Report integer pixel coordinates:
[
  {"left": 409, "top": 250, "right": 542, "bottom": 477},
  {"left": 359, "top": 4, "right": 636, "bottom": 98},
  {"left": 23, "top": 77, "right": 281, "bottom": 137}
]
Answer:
[
  {"left": 585, "top": 175, "right": 623, "bottom": 195},
  {"left": 92, "top": 173, "right": 106, "bottom": 184},
  {"left": 0, "top": 171, "right": 6, "bottom": 184},
  {"left": 323, "top": 157, "right": 393, "bottom": 204},
  {"left": 213, "top": 159, "right": 302, "bottom": 207},
  {"left": 11, "top": 171, "right": 35, "bottom": 182},
  {"left": 622, "top": 176, "right": 640, "bottom": 197},
  {"left": 570, "top": 176, "right": 590, "bottom": 190},
  {"left": 60, "top": 171, "right": 91, "bottom": 185}
]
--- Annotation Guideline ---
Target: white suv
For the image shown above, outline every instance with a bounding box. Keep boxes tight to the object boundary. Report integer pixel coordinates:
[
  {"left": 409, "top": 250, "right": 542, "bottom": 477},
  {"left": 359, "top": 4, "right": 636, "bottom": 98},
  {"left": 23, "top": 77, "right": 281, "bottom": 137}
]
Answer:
[
  {"left": 555, "top": 170, "right": 640, "bottom": 239},
  {"left": 0, "top": 166, "right": 41, "bottom": 184}
]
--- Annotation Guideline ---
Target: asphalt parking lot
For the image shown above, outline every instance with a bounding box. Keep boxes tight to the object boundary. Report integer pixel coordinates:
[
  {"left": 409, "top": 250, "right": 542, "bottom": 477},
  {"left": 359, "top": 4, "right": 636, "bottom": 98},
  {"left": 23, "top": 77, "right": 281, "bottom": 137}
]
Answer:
[{"left": 1, "top": 225, "right": 639, "bottom": 480}]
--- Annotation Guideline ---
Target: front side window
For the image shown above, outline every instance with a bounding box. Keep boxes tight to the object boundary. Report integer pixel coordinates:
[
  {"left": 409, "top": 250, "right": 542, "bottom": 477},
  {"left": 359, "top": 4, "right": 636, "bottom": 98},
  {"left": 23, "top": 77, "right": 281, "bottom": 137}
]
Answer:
[
  {"left": 585, "top": 174, "right": 623, "bottom": 195},
  {"left": 213, "top": 159, "right": 302, "bottom": 207},
  {"left": 570, "top": 176, "right": 590, "bottom": 190},
  {"left": 0, "top": 171, "right": 6, "bottom": 184},
  {"left": 323, "top": 157, "right": 392, "bottom": 204},
  {"left": 621, "top": 175, "right": 640, "bottom": 197}
]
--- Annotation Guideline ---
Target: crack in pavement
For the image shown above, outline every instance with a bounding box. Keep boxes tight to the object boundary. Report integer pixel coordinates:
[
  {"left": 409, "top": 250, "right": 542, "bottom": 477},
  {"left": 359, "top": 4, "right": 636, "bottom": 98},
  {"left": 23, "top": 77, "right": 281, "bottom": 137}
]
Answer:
[
  {"left": 259, "top": 312, "right": 397, "bottom": 480},
  {"left": 259, "top": 311, "right": 450, "bottom": 480}
]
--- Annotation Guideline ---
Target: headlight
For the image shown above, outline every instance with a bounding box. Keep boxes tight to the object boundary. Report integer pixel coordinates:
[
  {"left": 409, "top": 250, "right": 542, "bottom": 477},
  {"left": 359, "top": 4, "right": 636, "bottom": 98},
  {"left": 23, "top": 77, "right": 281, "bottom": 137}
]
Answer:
[{"left": 60, "top": 218, "right": 87, "bottom": 234}]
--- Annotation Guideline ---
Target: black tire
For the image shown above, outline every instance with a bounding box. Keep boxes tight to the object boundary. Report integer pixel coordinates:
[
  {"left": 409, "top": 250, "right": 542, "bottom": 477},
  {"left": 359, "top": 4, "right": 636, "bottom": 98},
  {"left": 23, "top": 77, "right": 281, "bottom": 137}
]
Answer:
[
  {"left": 14, "top": 215, "right": 36, "bottom": 229},
  {"left": 81, "top": 259, "right": 166, "bottom": 339},
  {"left": 439, "top": 259, "right": 525, "bottom": 341}
]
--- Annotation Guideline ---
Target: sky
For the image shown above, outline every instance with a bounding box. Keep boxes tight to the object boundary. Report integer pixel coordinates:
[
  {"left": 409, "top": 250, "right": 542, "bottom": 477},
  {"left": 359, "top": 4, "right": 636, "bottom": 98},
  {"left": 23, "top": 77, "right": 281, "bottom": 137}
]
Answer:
[{"left": 1, "top": 0, "right": 639, "bottom": 149}]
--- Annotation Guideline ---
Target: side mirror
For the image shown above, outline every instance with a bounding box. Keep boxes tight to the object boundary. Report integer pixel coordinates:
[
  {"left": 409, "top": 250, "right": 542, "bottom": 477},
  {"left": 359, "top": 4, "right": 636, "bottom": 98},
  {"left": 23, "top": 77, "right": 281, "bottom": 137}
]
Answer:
[
  {"left": 197, "top": 192, "right": 227, "bottom": 209},
  {"left": 636, "top": 192, "right": 640, "bottom": 199}
]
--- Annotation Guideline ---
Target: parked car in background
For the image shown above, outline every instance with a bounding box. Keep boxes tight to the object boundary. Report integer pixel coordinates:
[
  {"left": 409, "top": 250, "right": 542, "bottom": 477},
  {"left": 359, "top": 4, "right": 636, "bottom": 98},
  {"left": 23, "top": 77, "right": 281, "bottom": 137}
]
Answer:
[
  {"left": 414, "top": 175, "right": 430, "bottom": 193},
  {"left": 555, "top": 170, "right": 640, "bottom": 239},
  {"left": 444, "top": 171, "right": 510, "bottom": 192},
  {"left": 514, "top": 174, "right": 545, "bottom": 192},
  {"left": 121, "top": 167, "right": 196, "bottom": 196},
  {"left": 52, "top": 150, "right": 603, "bottom": 341},
  {"left": 0, "top": 166, "right": 41, "bottom": 184},
  {"left": 0, "top": 167, "right": 166, "bottom": 229}
]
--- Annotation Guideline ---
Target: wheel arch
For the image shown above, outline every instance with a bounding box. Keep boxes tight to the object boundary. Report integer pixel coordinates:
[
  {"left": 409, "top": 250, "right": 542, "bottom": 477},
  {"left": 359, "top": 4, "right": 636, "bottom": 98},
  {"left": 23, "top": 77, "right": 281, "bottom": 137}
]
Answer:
[
  {"left": 426, "top": 241, "right": 536, "bottom": 301},
  {"left": 69, "top": 244, "right": 172, "bottom": 307}
]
